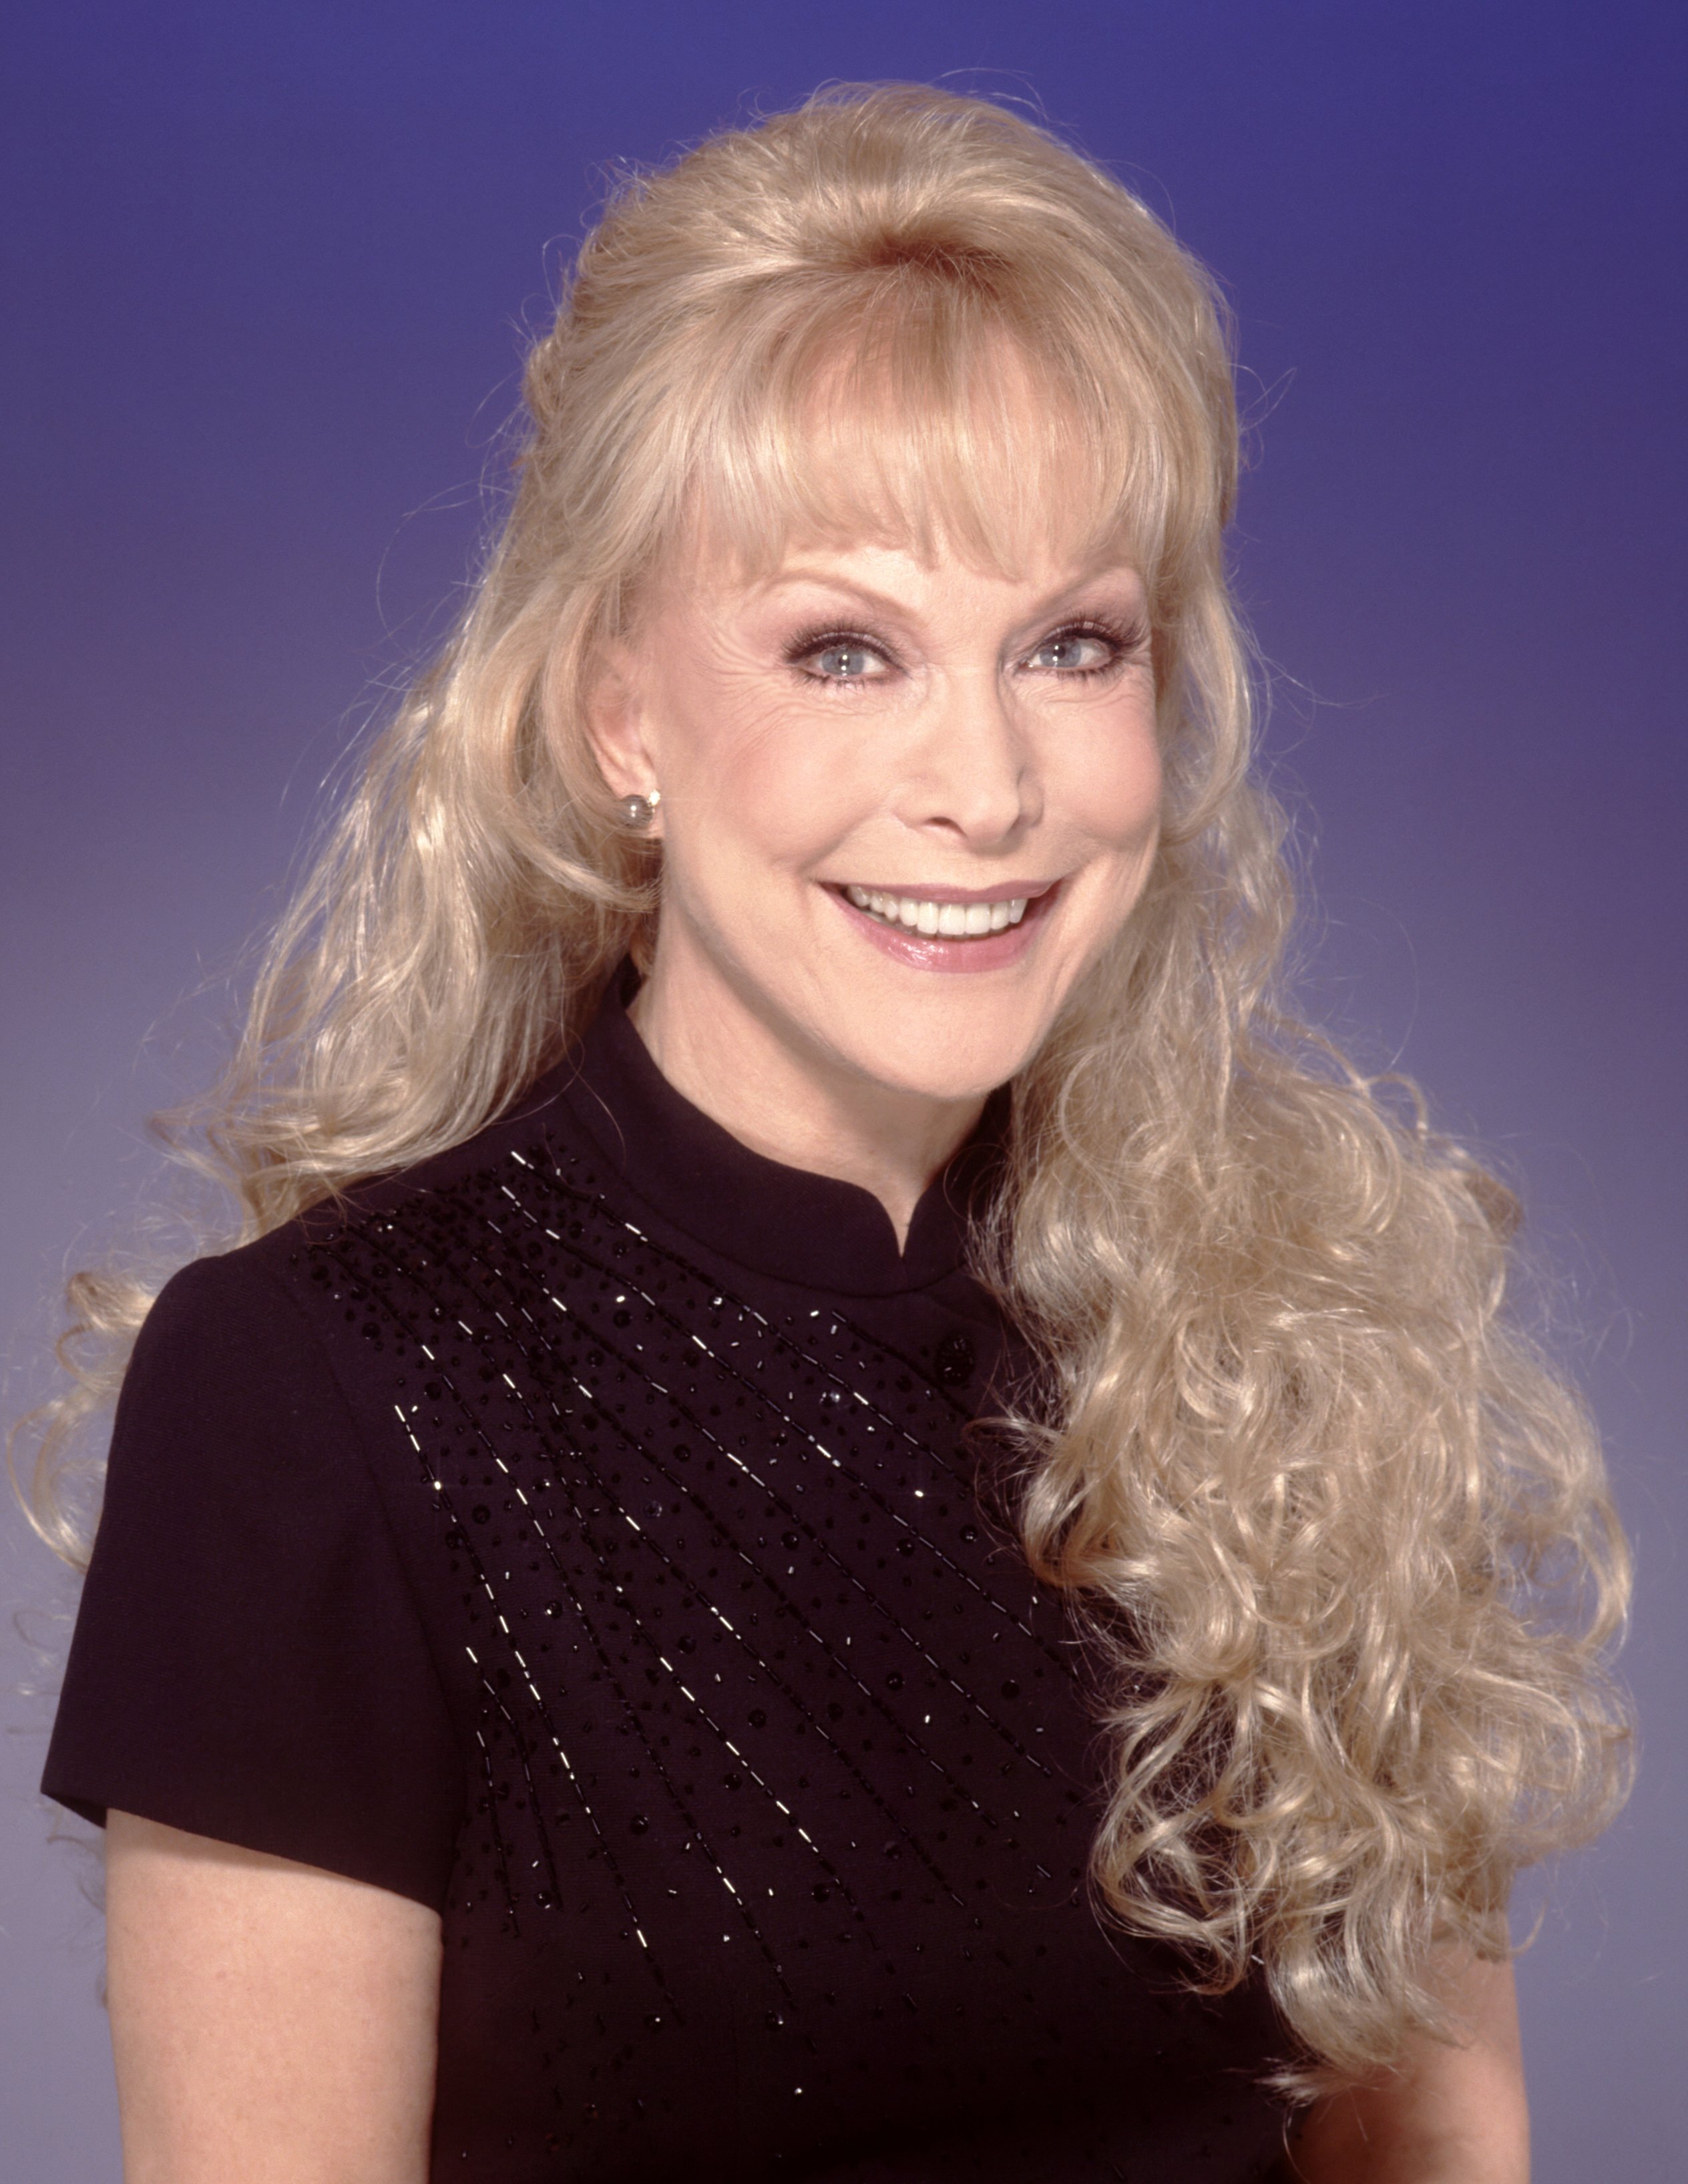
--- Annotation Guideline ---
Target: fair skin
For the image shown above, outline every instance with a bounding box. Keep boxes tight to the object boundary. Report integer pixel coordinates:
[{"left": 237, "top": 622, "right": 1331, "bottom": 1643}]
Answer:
[
  {"left": 586, "top": 528, "right": 1165, "bottom": 1241},
  {"left": 105, "top": 489, "right": 1530, "bottom": 2181},
  {"left": 1288, "top": 1951, "right": 1530, "bottom": 2183},
  {"left": 105, "top": 1811, "right": 441, "bottom": 2183}
]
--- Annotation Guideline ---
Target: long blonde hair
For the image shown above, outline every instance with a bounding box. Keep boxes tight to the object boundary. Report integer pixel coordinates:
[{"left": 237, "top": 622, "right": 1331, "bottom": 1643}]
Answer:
[{"left": 19, "top": 83, "right": 1629, "bottom": 2092}]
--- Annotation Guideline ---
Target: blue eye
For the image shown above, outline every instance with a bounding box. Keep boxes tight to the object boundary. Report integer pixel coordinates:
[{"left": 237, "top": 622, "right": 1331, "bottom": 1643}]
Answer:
[
  {"left": 1026, "top": 629, "right": 1118, "bottom": 673},
  {"left": 813, "top": 642, "right": 879, "bottom": 680},
  {"left": 787, "top": 630, "right": 893, "bottom": 684}
]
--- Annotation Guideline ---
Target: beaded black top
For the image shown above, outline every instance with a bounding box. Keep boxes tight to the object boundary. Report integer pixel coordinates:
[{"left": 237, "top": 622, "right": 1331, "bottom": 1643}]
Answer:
[{"left": 45, "top": 974, "right": 1291, "bottom": 2180}]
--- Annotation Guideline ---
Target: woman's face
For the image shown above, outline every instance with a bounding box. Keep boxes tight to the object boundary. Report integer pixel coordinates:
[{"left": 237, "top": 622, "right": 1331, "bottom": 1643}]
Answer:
[{"left": 590, "top": 525, "right": 1163, "bottom": 1108}]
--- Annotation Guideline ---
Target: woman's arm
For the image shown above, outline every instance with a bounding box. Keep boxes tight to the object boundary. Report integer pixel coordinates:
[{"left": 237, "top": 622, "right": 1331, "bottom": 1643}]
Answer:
[
  {"left": 1287, "top": 1952, "right": 1529, "bottom": 2183},
  {"left": 106, "top": 1810, "right": 443, "bottom": 2184}
]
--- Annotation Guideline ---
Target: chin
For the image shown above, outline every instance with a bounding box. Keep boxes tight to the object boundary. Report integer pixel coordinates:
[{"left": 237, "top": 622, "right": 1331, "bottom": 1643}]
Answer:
[{"left": 832, "top": 1017, "right": 1040, "bottom": 1105}]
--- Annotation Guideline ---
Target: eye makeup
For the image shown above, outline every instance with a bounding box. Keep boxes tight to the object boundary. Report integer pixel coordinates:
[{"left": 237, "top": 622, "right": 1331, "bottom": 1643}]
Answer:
[{"left": 781, "top": 610, "right": 1149, "bottom": 689}]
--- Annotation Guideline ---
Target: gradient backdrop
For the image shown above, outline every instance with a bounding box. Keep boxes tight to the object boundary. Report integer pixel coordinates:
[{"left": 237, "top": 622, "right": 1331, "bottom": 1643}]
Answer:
[{"left": 3, "top": 3, "right": 1682, "bottom": 2174}]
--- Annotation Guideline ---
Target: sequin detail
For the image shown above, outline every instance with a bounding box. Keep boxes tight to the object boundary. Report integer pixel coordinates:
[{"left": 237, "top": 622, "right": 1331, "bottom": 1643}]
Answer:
[{"left": 290, "top": 1124, "right": 1287, "bottom": 2179}]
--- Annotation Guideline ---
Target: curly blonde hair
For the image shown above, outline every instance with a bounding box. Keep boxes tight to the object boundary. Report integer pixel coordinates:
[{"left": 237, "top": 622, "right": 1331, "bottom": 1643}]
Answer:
[{"left": 18, "top": 83, "right": 1630, "bottom": 2092}]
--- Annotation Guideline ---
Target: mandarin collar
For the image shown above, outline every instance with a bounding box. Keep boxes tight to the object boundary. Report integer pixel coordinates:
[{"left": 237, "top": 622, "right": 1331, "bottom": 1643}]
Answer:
[{"left": 544, "top": 969, "right": 1007, "bottom": 1298}]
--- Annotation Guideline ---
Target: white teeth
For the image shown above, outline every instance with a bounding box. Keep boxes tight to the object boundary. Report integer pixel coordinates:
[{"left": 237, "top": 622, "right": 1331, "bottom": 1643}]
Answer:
[{"left": 842, "top": 887, "right": 1033, "bottom": 938}]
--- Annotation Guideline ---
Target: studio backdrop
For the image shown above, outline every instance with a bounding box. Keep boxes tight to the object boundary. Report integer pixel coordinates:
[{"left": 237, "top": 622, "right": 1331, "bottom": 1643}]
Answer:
[{"left": 3, "top": 5, "right": 1681, "bottom": 2177}]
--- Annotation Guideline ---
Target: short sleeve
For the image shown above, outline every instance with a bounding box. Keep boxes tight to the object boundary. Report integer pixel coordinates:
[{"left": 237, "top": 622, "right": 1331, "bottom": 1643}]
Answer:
[{"left": 41, "top": 1249, "right": 463, "bottom": 1910}]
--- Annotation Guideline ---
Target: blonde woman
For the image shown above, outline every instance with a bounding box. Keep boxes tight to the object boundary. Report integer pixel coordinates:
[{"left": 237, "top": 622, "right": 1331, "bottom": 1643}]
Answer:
[{"left": 30, "top": 84, "right": 1628, "bottom": 2183}]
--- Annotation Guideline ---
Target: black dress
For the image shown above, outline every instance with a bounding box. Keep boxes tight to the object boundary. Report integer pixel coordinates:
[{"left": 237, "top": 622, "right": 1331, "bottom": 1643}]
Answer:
[{"left": 43, "top": 973, "right": 1293, "bottom": 2180}]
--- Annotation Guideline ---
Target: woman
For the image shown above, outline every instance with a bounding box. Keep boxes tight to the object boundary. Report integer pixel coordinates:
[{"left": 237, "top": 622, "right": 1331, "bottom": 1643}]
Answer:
[{"left": 28, "top": 84, "right": 1629, "bottom": 2182}]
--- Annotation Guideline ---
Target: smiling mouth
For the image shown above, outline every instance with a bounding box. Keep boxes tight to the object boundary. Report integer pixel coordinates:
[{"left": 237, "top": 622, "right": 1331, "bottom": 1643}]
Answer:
[{"left": 840, "top": 883, "right": 1040, "bottom": 938}]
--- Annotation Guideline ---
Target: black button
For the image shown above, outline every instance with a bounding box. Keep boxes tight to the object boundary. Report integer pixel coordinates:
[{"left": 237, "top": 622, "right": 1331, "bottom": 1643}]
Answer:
[{"left": 933, "top": 1331, "right": 975, "bottom": 1388}]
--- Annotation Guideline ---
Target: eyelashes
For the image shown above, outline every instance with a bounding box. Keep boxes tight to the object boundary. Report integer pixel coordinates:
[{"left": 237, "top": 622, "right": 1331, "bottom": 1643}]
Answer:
[
  {"left": 781, "top": 615, "right": 1149, "bottom": 688},
  {"left": 1022, "top": 616, "right": 1150, "bottom": 677}
]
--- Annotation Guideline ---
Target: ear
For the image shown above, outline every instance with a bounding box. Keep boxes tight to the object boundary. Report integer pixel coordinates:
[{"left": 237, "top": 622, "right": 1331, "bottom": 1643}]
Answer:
[{"left": 582, "top": 641, "right": 662, "bottom": 817}]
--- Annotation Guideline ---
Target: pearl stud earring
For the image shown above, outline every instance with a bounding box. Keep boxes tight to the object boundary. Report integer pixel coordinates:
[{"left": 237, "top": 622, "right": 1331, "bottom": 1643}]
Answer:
[{"left": 617, "top": 790, "right": 662, "bottom": 830}]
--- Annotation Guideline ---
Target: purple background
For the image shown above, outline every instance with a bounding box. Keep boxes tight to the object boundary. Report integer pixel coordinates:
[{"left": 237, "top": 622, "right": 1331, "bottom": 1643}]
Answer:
[{"left": 3, "top": 3, "right": 1681, "bottom": 2173}]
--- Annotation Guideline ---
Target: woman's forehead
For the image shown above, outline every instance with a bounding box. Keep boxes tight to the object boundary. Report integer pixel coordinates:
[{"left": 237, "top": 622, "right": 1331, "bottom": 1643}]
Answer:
[
  {"left": 641, "top": 522, "right": 1160, "bottom": 669},
  {"left": 675, "top": 527, "right": 1151, "bottom": 613}
]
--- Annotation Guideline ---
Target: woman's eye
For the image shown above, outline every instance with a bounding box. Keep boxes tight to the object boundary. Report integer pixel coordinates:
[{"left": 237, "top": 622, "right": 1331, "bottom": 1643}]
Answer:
[
  {"left": 804, "top": 640, "right": 887, "bottom": 682},
  {"left": 1025, "top": 629, "right": 1120, "bottom": 674}
]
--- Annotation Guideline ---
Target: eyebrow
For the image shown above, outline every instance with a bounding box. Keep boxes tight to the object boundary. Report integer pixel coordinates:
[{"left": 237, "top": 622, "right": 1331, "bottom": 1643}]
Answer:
[
  {"left": 759, "top": 568, "right": 910, "bottom": 614},
  {"left": 759, "top": 562, "right": 1146, "bottom": 620}
]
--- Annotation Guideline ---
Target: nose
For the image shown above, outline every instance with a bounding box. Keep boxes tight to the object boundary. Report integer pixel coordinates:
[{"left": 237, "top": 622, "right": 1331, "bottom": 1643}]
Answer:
[{"left": 891, "top": 667, "right": 1041, "bottom": 846}]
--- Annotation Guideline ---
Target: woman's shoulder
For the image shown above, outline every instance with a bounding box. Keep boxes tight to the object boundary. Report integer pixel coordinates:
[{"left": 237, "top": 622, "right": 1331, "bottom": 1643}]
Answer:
[{"left": 176, "top": 1056, "right": 596, "bottom": 1315}]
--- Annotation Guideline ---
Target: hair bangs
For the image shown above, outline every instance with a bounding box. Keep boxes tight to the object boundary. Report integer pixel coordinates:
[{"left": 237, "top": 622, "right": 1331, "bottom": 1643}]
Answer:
[{"left": 678, "top": 279, "right": 1177, "bottom": 596}]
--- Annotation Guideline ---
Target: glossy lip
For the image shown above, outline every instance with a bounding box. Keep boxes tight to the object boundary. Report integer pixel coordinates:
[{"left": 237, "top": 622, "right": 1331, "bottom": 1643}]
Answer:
[{"left": 827, "top": 877, "right": 1062, "bottom": 973}]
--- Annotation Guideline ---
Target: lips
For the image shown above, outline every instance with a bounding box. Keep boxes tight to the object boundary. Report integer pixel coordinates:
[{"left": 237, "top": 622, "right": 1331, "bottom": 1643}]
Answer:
[{"left": 827, "top": 877, "right": 1058, "bottom": 973}]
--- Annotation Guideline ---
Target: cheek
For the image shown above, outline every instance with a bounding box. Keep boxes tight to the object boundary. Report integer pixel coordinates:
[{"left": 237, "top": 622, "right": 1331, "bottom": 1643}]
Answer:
[
  {"left": 662, "top": 696, "right": 880, "bottom": 881},
  {"left": 1060, "top": 709, "right": 1164, "bottom": 853}
]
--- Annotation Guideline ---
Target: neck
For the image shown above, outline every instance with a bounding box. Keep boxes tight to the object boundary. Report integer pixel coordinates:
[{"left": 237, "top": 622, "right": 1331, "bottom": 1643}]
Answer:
[{"left": 626, "top": 952, "right": 984, "bottom": 1252}]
